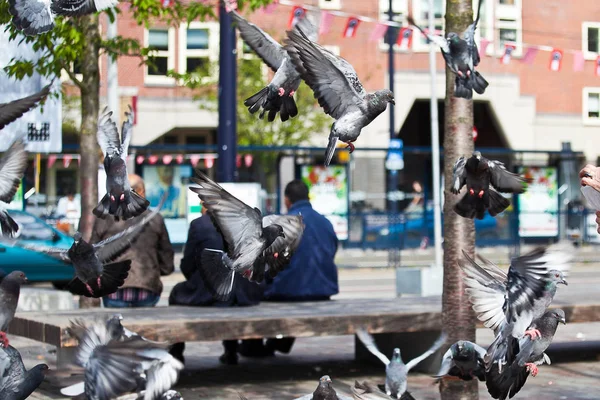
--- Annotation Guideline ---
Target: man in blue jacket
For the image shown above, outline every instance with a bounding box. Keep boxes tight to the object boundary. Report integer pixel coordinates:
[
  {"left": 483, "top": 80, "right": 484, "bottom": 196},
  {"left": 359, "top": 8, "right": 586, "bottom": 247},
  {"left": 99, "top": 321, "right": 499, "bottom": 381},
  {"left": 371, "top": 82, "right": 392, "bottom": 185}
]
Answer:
[{"left": 263, "top": 179, "right": 339, "bottom": 353}]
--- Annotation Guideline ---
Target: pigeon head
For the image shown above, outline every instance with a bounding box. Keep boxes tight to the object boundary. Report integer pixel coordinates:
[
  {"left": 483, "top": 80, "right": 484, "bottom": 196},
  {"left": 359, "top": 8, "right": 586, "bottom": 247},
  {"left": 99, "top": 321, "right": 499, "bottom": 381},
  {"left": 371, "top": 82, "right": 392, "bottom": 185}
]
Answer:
[
  {"left": 550, "top": 309, "right": 566, "bottom": 325},
  {"left": 5, "top": 270, "right": 28, "bottom": 285},
  {"left": 472, "top": 151, "right": 482, "bottom": 160},
  {"left": 73, "top": 232, "right": 83, "bottom": 243},
  {"left": 545, "top": 269, "right": 567, "bottom": 286},
  {"left": 263, "top": 224, "right": 285, "bottom": 245},
  {"left": 447, "top": 32, "right": 460, "bottom": 44},
  {"left": 391, "top": 347, "right": 403, "bottom": 363},
  {"left": 319, "top": 375, "right": 332, "bottom": 387},
  {"left": 106, "top": 314, "right": 125, "bottom": 339},
  {"left": 379, "top": 89, "right": 395, "bottom": 105}
]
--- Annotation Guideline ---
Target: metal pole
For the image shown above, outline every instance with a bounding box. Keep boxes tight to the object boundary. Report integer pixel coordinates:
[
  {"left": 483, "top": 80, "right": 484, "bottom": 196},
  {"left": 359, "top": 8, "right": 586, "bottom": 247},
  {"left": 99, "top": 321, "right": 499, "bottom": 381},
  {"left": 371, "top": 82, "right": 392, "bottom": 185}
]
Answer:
[
  {"left": 218, "top": 4, "right": 237, "bottom": 182},
  {"left": 428, "top": 0, "right": 443, "bottom": 268},
  {"left": 107, "top": 15, "right": 119, "bottom": 125}
]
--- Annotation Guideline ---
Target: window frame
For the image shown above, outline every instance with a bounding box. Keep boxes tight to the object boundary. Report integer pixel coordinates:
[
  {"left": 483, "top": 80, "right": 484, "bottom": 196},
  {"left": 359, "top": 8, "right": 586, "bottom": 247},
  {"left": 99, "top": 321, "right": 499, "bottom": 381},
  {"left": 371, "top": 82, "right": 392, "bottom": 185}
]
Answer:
[
  {"left": 583, "top": 87, "right": 600, "bottom": 126},
  {"left": 144, "top": 27, "right": 176, "bottom": 86},
  {"left": 178, "top": 22, "right": 219, "bottom": 83},
  {"left": 582, "top": 22, "right": 600, "bottom": 61}
]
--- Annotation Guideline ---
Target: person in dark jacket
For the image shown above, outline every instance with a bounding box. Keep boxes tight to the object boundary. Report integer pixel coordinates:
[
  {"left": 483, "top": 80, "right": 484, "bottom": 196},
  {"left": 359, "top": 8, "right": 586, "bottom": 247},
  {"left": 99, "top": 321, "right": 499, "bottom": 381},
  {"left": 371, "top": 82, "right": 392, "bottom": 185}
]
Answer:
[
  {"left": 91, "top": 174, "right": 174, "bottom": 308},
  {"left": 169, "top": 202, "right": 266, "bottom": 365},
  {"left": 263, "top": 179, "right": 339, "bottom": 354}
]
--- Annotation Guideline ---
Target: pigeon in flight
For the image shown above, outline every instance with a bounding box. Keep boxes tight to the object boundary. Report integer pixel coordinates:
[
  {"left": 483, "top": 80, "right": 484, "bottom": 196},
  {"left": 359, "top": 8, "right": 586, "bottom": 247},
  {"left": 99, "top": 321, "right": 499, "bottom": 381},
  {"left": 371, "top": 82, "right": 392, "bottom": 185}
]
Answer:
[
  {"left": 408, "top": 0, "right": 488, "bottom": 99},
  {"left": 230, "top": 7, "right": 318, "bottom": 122},
  {"left": 294, "top": 375, "right": 353, "bottom": 400},
  {"left": 189, "top": 171, "right": 304, "bottom": 300},
  {"left": 451, "top": 151, "right": 528, "bottom": 219},
  {"left": 459, "top": 248, "right": 569, "bottom": 370},
  {"left": 284, "top": 29, "right": 395, "bottom": 166},
  {"left": 0, "top": 271, "right": 28, "bottom": 348},
  {"left": 0, "top": 140, "right": 28, "bottom": 237},
  {"left": 351, "top": 380, "right": 415, "bottom": 400},
  {"left": 9, "top": 0, "right": 118, "bottom": 36},
  {"left": 95, "top": 106, "right": 150, "bottom": 221},
  {"left": 434, "top": 340, "right": 487, "bottom": 382},
  {"left": 0, "top": 344, "right": 48, "bottom": 399},
  {"left": 486, "top": 309, "right": 566, "bottom": 400},
  {"left": 355, "top": 328, "right": 447, "bottom": 399},
  {"left": 0, "top": 83, "right": 51, "bottom": 130}
]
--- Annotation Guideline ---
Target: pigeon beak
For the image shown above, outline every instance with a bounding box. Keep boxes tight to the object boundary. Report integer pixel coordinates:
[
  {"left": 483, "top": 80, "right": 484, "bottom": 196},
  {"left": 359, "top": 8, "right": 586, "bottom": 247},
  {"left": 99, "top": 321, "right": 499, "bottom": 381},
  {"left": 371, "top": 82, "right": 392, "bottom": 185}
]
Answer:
[
  {"left": 390, "top": 99, "right": 395, "bottom": 105},
  {"left": 559, "top": 316, "right": 566, "bottom": 325},
  {"left": 280, "top": 232, "right": 286, "bottom": 238},
  {"left": 24, "top": 277, "right": 28, "bottom": 283},
  {"left": 560, "top": 279, "right": 568, "bottom": 286}
]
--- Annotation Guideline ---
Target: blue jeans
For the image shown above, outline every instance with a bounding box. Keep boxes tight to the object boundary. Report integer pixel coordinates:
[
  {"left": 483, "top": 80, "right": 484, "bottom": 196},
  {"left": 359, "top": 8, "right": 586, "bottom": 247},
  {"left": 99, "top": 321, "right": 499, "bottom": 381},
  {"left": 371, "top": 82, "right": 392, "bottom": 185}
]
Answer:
[{"left": 102, "top": 293, "right": 161, "bottom": 308}]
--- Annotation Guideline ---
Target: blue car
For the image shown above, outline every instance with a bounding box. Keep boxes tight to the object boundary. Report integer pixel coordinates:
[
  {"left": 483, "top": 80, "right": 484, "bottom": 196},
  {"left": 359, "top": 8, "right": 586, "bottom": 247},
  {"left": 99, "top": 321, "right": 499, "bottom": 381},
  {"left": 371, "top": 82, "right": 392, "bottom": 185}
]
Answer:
[{"left": 0, "top": 210, "right": 74, "bottom": 284}]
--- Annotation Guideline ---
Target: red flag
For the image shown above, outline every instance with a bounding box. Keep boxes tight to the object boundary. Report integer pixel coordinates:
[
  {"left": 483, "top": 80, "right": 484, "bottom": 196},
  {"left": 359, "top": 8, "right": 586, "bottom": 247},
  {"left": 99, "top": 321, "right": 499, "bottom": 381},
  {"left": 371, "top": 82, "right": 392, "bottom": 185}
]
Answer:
[
  {"left": 596, "top": 55, "right": 600, "bottom": 77},
  {"left": 479, "top": 39, "right": 490, "bottom": 58},
  {"left": 47, "top": 154, "right": 57, "bottom": 168},
  {"left": 136, "top": 155, "right": 145, "bottom": 165},
  {"left": 148, "top": 155, "right": 159, "bottom": 164},
  {"left": 236, "top": 154, "right": 242, "bottom": 168},
  {"left": 288, "top": 6, "right": 306, "bottom": 30},
  {"left": 500, "top": 44, "right": 516, "bottom": 65},
  {"left": 342, "top": 17, "right": 360, "bottom": 38},
  {"left": 521, "top": 47, "right": 538, "bottom": 65},
  {"left": 204, "top": 155, "right": 214, "bottom": 169},
  {"left": 190, "top": 155, "right": 201, "bottom": 167},
  {"left": 369, "top": 23, "right": 388, "bottom": 42},
  {"left": 573, "top": 51, "right": 585, "bottom": 72},
  {"left": 396, "top": 27, "right": 413, "bottom": 50},
  {"left": 549, "top": 49, "right": 563, "bottom": 72},
  {"left": 161, "top": 0, "right": 172, "bottom": 7},
  {"left": 162, "top": 155, "right": 173, "bottom": 165},
  {"left": 63, "top": 155, "right": 72, "bottom": 168},
  {"left": 131, "top": 95, "right": 137, "bottom": 125},
  {"left": 176, "top": 154, "right": 184, "bottom": 164},
  {"left": 244, "top": 154, "right": 253, "bottom": 168},
  {"left": 319, "top": 11, "right": 334, "bottom": 36}
]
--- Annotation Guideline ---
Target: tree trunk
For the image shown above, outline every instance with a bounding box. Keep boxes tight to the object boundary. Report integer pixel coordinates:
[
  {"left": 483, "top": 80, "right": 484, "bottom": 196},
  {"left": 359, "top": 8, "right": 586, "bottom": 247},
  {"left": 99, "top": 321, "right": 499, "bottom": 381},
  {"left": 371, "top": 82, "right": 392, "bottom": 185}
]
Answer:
[
  {"left": 440, "top": 1, "right": 478, "bottom": 399},
  {"left": 78, "top": 15, "right": 101, "bottom": 242}
]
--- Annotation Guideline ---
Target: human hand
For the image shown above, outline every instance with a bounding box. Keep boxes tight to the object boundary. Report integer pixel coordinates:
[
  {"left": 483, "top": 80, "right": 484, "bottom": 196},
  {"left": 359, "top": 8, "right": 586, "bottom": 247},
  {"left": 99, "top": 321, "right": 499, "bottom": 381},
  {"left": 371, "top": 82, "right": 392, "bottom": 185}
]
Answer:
[{"left": 580, "top": 165, "right": 600, "bottom": 192}]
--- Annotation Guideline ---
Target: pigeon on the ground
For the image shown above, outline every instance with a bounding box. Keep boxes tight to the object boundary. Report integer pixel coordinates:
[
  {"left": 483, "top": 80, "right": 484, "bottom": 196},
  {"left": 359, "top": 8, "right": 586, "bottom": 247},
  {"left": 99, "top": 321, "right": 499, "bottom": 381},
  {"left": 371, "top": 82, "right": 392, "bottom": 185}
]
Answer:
[
  {"left": 434, "top": 340, "right": 486, "bottom": 382},
  {"left": 0, "top": 140, "right": 28, "bottom": 237},
  {"left": 351, "top": 380, "right": 415, "bottom": 400},
  {"left": 355, "top": 328, "right": 447, "bottom": 399},
  {"left": 459, "top": 248, "right": 569, "bottom": 370},
  {"left": 408, "top": 0, "right": 488, "bottom": 99},
  {"left": 189, "top": 171, "right": 304, "bottom": 300},
  {"left": 284, "top": 29, "right": 395, "bottom": 166},
  {"left": 95, "top": 106, "right": 150, "bottom": 221},
  {"left": 0, "top": 83, "right": 51, "bottom": 130},
  {"left": 230, "top": 6, "right": 317, "bottom": 122},
  {"left": 61, "top": 317, "right": 184, "bottom": 400},
  {"left": 0, "top": 271, "right": 27, "bottom": 348},
  {"left": 451, "top": 151, "right": 528, "bottom": 219},
  {"left": 0, "top": 344, "right": 48, "bottom": 399},
  {"left": 9, "top": 0, "right": 118, "bottom": 36},
  {"left": 486, "top": 309, "right": 566, "bottom": 400},
  {"left": 294, "top": 375, "right": 353, "bottom": 400}
]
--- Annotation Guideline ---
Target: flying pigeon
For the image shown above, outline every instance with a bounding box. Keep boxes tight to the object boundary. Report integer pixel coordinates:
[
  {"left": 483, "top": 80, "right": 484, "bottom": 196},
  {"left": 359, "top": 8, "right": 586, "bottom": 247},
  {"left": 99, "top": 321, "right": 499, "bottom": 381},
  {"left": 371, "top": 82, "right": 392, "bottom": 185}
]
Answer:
[
  {"left": 284, "top": 29, "right": 395, "bottom": 166},
  {"left": 434, "top": 340, "right": 487, "bottom": 382},
  {"left": 294, "top": 375, "right": 353, "bottom": 400},
  {"left": 230, "top": 7, "right": 318, "bottom": 122},
  {"left": 0, "top": 83, "right": 51, "bottom": 130},
  {"left": 408, "top": 0, "right": 488, "bottom": 99},
  {"left": 0, "top": 271, "right": 27, "bottom": 348},
  {"left": 451, "top": 151, "right": 528, "bottom": 220},
  {"left": 351, "top": 380, "right": 415, "bottom": 400},
  {"left": 95, "top": 106, "right": 150, "bottom": 221},
  {"left": 9, "top": 0, "right": 118, "bottom": 36},
  {"left": 61, "top": 317, "right": 184, "bottom": 400},
  {"left": 189, "top": 171, "right": 304, "bottom": 300},
  {"left": 355, "top": 328, "right": 447, "bottom": 399},
  {"left": 0, "top": 345, "right": 48, "bottom": 399},
  {"left": 485, "top": 309, "right": 566, "bottom": 400},
  {"left": 0, "top": 140, "right": 28, "bottom": 237},
  {"left": 459, "top": 248, "right": 569, "bottom": 370}
]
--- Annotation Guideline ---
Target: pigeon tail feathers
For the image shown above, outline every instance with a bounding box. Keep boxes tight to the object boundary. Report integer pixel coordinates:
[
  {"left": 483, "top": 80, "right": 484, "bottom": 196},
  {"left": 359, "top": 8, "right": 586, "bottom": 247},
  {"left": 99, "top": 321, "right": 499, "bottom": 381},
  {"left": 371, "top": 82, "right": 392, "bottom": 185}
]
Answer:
[
  {"left": 93, "top": 190, "right": 150, "bottom": 221},
  {"left": 454, "top": 193, "right": 483, "bottom": 219},
  {"left": 472, "top": 71, "right": 489, "bottom": 95},
  {"left": 280, "top": 95, "right": 298, "bottom": 122},
  {"left": 0, "top": 210, "right": 19, "bottom": 237},
  {"left": 198, "top": 249, "right": 236, "bottom": 301},
  {"left": 454, "top": 76, "right": 473, "bottom": 99},
  {"left": 324, "top": 134, "right": 338, "bottom": 167},
  {"left": 487, "top": 189, "right": 510, "bottom": 217},
  {"left": 67, "top": 260, "right": 131, "bottom": 298},
  {"left": 244, "top": 86, "right": 270, "bottom": 115}
]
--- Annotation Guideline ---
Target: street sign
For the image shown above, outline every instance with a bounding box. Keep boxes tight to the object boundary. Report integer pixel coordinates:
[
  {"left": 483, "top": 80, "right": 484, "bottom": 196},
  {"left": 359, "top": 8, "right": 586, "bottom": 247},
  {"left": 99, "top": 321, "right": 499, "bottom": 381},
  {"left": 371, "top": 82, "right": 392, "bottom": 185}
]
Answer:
[{"left": 385, "top": 138, "right": 404, "bottom": 170}]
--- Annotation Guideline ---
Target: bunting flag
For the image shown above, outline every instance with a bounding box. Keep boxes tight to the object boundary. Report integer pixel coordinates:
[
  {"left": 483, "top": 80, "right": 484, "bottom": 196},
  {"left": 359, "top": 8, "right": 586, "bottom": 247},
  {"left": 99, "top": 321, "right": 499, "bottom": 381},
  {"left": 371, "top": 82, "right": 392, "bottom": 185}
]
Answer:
[
  {"left": 244, "top": 154, "right": 253, "bottom": 167},
  {"left": 47, "top": 154, "right": 57, "bottom": 168},
  {"left": 549, "top": 49, "right": 563, "bottom": 72},
  {"left": 148, "top": 155, "right": 159, "bottom": 164},
  {"left": 63, "top": 155, "right": 72, "bottom": 168},
  {"left": 236, "top": 154, "right": 242, "bottom": 168},
  {"left": 162, "top": 154, "right": 173, "bottom": 165},
  {"left": 521, "top": 47, "right": 539, "bottom": 65},
  {"left": 262, "top": 0, "right": 278, "bottom": 14},
  {"left": 396, "top": 27, "right": 413, "bottom": 50},
  {"left": 176, "top": 154, "right": 184, "bottom": 164},
  {"left": 136, "top": 155, "right": 145, "bottom": 165},
  {"left": 596, "top": 56, "right": 600, "bottom": 77},
  {"left": 479, "top": 38, "right": 490, "bottom": 57},
  {"left": 190, "top": 155, "right": 201, "bottom": 167},
  {"left": 288, "top": 6, "right": 306, "bottom": 29},
  {"left": 223, "top": 0, "right": 237, "bottom": 12},
  {"left": 204, "top": 155, "right": 215, "bottom": 169},
  {"left": 501, "top": 44, "right": 516, "bottom": 65},
  {"left": 343, "top": 17, "right": 360, "bottom": 38},
  {"left": 319, "top": 11, "right": 334, "bottom": 36},
  {"left": 369, "top": 23, "right": 388, "bottom": 42},
  {"left": 573, "top": 51, "right": 585, "bottom": 72}
]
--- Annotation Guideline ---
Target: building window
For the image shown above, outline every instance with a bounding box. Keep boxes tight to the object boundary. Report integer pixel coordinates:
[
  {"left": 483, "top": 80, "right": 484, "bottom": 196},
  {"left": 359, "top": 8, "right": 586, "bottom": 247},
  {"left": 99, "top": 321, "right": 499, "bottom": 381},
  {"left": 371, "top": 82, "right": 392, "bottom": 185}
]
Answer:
[
  {"left": 492, "top": 0, "right": 522, "bottom": 56},
  {"left": 583, "top": 22, "right": 600, "bottom": 60},
  {"left": 378, "top": 0, "right": 408, "bottom": 51},
  {"left": 411, "top": 0, "right": 444, "bottom": 52},
  {"left": 583, "top": 88, "right": 600, "bottom": 125},
  {"left": 178, "top": 22, "right": 219, "bottom": 82},
  {"left": 145, "top": 27, "right": 176, "bottom": 85},
  {"left": 319, "top": 0, "right": 341, "bottom": 11}
]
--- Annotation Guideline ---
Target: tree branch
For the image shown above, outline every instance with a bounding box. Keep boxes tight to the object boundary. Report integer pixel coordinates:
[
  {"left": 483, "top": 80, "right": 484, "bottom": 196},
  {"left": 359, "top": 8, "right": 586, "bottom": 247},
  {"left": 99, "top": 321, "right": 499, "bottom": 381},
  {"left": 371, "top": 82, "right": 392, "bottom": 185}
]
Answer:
[{"left": 46, "top": 40, "right": 83, "bottom": 89}]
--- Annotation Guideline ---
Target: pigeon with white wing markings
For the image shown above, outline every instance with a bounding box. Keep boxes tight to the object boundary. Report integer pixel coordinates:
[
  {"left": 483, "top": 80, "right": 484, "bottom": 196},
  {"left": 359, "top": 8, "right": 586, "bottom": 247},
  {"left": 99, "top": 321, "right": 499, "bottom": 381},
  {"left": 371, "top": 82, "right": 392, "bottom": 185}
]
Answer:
[
  {"left": 95, "top": 106, "right": 149, "bottom": 221},
  {"left": 0, "top": 140, "right": 28, "bottom": 237},
  {"left": 356, "top": 328, "right": 447, "bottom": 399},
  {"left": 0, "top": 344, "right": 48, "bottom": 400},
  {"left": 451, "top": 151, "right": 528, "bottom": 220},
  {"left": 434, "top": 340, "right": 486, "bottom": 382},
  {"left": 189, "top": 171, "right": 304, "bottom": 301},
  {"left": 230, "top": 6, "right": 317, "bottom": 122},
  {"left": 408, "top": 0, "right": 488, "bottom": 99},
  {"left": 284, "top": 29, "right": 394, "bottom": 166},
  {"left": 9, "top": 0, "right": 118, "bottom": 36},
  {"left": 0, "top": 271, "right": 27, "bottom": 349},
  {"left": 0, "top": 84, "right": 51, "bottom": 130}
]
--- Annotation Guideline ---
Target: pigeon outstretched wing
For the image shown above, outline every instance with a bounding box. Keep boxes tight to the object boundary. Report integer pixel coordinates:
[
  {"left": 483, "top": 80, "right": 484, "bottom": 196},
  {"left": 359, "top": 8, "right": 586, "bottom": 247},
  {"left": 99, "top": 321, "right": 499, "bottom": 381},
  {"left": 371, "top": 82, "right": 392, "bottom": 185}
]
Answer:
[
  {"left": 355, "top": 328, "right": 390, "bottom": 365},
  {"left": 488, "top": 160, "right": 527, "bottom": 193},
  {"left": 0, "top": 84, "right": 51, "bottom": 129},
  {"left": 0, "top": 140, "right": 28, "bottom": 203},
  {"left": 406, "top": 332, "right": 448, "bottom": 371},
  {"left": 261, "top": 214, "right": 304, "bottom": 277},
  {"left": 451, "top": 156, "right": 467, "bottom": 194},
  {"left": 2, "top": 240, "right": 71, "bottom": 263},
  {"left": 0, "top": 345, "right": 26, "bottom": 394},
  {"left": 97, "top": 107, "right": 124, "bottom": 159},
  {"left": 51, "top": 0, "right": 117, "bottom": 17},
  {"left": 462, "top": 0, "right": 484, "bottom": 66}
]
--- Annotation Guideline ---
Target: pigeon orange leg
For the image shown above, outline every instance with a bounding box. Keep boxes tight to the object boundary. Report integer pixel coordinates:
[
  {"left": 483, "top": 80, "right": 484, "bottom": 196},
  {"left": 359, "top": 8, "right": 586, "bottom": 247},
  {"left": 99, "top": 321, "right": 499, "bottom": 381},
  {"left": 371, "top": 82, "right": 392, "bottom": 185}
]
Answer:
[
  {"left": 524, "top": 328, "right": 542, "bottom": 340},
  {"left": 85, "top": 283, "right": 94, "bottom": 296},
  {"left": 110, "top": 195, "right": 116, "bottom": 202},
  {"left": 119, "top": 193, "right": 125, "bottom": 201},
  {"left": 344, "top": 142, "right": 355, "bottom": 153},
  {"left": 278, "top": 88, "right": 285, "bottom": 96},
  {"left": 0, "top": 332, "right": 8, "bottom": 348},
  {"left": 288, "top": 90, "right": 295, "bottom": 97},
  {"left": 469, "top": 188, "right": 475, "bottom": 195},
  {"left": 525, "top": 363, "right": 539, "bottom": 377},
  {"left": 97, "top": 276, "right": 102, "bottom": 289},
  {"left": 478, "top": 190, "right": 484, "bottom": 198}
]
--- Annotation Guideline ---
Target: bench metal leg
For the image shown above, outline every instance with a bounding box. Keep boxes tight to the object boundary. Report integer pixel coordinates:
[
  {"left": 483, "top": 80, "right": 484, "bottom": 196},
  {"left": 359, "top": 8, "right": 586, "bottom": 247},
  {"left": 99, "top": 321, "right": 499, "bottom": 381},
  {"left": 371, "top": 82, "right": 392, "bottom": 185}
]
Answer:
[
  {"left": 355, "top": 330, "right": 444, "bottom": 374},
  {"left": 57, "top": 346, "right": 78, "bottom": 369}
]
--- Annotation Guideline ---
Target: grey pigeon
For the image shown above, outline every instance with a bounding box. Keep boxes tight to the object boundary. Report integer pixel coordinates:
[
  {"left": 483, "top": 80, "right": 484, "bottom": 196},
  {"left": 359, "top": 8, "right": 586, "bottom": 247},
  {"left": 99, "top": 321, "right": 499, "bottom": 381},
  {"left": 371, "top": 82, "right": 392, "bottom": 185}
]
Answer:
[
  {"left": 0, "top": 271, "right": 27, "bottom": 348},
  {"left": 230, "top": 6, "right": 317, "bottom": 122},
  {"left": 9, "top": 0, "right": 118, "bottom": 36},
  {"left": 94, "top": 106, "right": 150, "bottom": 221},
  {"left": 284, "top": 29, "right": 395, "bottom": 166},
  {"left": 294, "top": 375, "right": 353, "bottom": 400},
  {"left": 0, "top": 140, "right": 28, "bottom": 237},
  {"left": 408, "top": 0, "right": 488, "bottom": 99},
  {"left": 355, "top": 328, "right": 447, "bottom": 399},
  {"left": 434, "top": 340, "right": 486, "bottom": 382},
  {"left": 0, "top": 345, "right": 48, "bottom": 400},
  {"left": 0, "top": 84, "right": 51, "bottom": 130},
  {"left": 459, "top": 248, "right": 569, "bottom": 370},
  {"left": 189, "top": 171, "right": 304, "bottom": 300},
  {"left": 351, "top": 380, "right": 415, "bottom": 400},
  {"left": 485, "top": 309, "right": 566, "bottom": 400},
  {"left": 451, "top": 151, "right": 528, "bottom": 220}
]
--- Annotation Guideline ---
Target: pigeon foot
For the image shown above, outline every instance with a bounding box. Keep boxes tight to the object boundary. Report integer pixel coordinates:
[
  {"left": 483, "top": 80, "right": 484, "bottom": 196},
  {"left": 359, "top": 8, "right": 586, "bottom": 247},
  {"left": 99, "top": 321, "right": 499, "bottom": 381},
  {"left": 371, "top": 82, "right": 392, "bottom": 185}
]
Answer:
[
  {"left": 97, "top": 276, "right": 102, "bottom": 289},
  {"left": 273, "top": 252, "right": 279, "bottom": 259},
  {"left": 525, "top": 363, "right": 539, "bottom": 377},
  {"left": 467, "top": 70, "right": 471, "bottom": 77},
  {"left": 85, "top": 283, "right": 94, "bottom": 296},
  {"left": 0, "top": 332, "right": 9, "bottom": 348},
  {"left": 278, "top": 88, "right": 285, "bottom": 96},
  {"left": 478, "top": 190, "right": 484, "bottom": 198},
  {"left": 110, "top": 195, "right": 116, "bottom": 202},
  {"left": 524, "top": 328, "right": 542, "bottom": 340},
  {"left": 288, "top": 90, "right": 295, "bottom": 97},
  {"left": 457, "top": 70, "right": 464, "bottom": 78},
  {"left": 469, "top": 188, "right": 475, "bottom": 195},
  {"left": 243, "top": 269, "right": 253, "bottom": 279},
  {"left": 119, "top": 193, "right": 125, "bottom": 201},
  {"left": 344, "top": 142, "right": 355, "bottom": 153}
]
